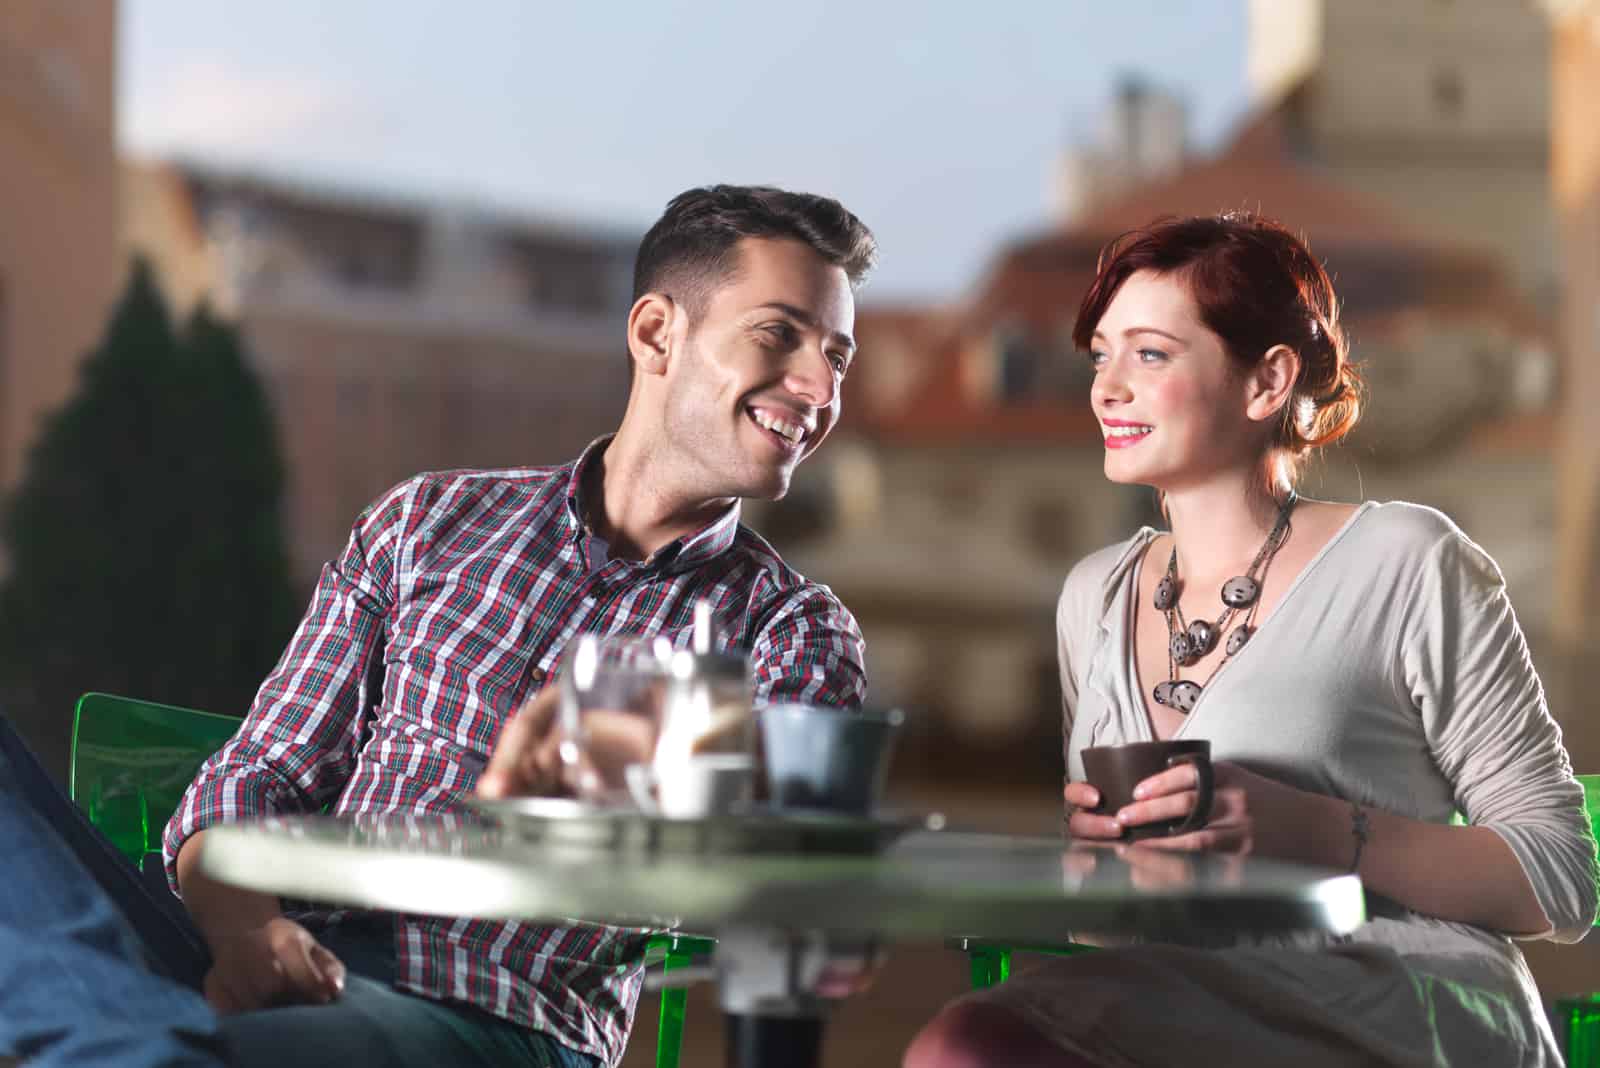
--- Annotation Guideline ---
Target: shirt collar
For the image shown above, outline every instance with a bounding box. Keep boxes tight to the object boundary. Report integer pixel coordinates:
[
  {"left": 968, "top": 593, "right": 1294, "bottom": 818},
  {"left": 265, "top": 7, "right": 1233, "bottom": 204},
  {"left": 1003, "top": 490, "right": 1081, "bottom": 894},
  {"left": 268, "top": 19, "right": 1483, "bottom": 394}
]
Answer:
[
  {"left": 1098, "top": 527, "right": 1160, "bottom": 629},
  {"left": 563, "top": 434, "right": 742, "bottom": 572}
]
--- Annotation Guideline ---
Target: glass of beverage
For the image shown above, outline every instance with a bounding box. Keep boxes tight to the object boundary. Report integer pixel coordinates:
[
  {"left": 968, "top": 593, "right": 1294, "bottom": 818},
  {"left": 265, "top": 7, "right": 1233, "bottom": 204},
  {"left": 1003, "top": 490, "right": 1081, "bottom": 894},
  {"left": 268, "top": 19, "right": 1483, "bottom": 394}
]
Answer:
[
  {"left": 557, "top": 634, "right": 672, "bottom": 803},
  {"left": 630, "top": 648, "right": 757, "bottom": 816}
]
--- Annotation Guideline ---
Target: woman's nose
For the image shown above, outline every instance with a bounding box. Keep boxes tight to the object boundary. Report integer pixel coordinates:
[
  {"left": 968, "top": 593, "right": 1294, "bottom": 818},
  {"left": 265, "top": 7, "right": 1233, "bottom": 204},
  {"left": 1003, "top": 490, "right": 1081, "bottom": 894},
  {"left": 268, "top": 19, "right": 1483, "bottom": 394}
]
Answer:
[{"left": 1093, "top": 358, "right": 1131, "bottom": 405}]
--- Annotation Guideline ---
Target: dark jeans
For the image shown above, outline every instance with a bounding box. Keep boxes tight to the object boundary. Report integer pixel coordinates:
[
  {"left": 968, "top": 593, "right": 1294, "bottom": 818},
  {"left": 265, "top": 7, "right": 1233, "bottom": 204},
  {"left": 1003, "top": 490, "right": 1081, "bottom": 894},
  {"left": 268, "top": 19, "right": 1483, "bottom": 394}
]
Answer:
[{"left": 0, "top": 713, "right": 598, "bottom": 1068}]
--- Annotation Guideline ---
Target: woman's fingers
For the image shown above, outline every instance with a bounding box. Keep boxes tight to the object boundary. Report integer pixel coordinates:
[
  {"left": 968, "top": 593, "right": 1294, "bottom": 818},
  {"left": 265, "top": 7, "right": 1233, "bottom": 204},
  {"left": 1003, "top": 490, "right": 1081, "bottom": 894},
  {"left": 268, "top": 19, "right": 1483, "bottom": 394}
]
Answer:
[
  {"left": 1115, "top": 790, "right": 1201, "bottom": 829},
  {"left": 1063, "top": 781, "right": 1101, "bottom": 808},
  {"left": 1131, "top": 762, "right": 1204, "bottom": 802},
  {"left": 1064, "top": 780, "right": 1121, "bottom": 839},
  {"left": 1067, "top": 807, "right": 1124, "bottom": 840}
]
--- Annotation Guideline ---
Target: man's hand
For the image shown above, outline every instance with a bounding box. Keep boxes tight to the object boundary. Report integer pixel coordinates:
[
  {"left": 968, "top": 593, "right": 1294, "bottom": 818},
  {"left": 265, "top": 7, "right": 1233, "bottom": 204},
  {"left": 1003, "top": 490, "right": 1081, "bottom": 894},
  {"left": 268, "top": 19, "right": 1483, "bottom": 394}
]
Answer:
[
  {"left": 477, "top": 687, "right": 567, "bottom": 799},
  {"left": 202, "top": 915, "right": 345, "bottom": 1014}
]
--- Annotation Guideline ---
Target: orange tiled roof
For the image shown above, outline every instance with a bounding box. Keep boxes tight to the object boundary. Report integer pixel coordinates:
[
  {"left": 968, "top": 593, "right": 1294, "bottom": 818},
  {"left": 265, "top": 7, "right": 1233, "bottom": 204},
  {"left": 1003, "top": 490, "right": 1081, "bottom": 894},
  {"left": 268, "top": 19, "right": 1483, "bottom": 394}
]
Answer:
[{"left": 852, "top": 107, "right": 1541, "bottom": 449}]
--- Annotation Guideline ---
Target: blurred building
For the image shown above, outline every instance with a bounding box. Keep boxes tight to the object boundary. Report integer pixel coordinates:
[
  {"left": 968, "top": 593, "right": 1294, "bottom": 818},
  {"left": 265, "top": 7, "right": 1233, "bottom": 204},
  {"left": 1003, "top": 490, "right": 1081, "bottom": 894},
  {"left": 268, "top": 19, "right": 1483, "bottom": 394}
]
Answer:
[
  {"left": 1247, "top": 0, "right": 1553, "bottom": 308},
  {"left": 0, "top": 1, "right": 118, "bottom": 494},
  {"left": 122, "top": 161, "right": 638, "bottom": 586},
  {"left": 1550, "top": 0, "right": 1600, "bottom": 650},
  {"left": 1052, "top": 79, "right": 1188, "bottom": 225},
  {"left": 758, "top": 102, "right": 1552, "bottom": 775}
]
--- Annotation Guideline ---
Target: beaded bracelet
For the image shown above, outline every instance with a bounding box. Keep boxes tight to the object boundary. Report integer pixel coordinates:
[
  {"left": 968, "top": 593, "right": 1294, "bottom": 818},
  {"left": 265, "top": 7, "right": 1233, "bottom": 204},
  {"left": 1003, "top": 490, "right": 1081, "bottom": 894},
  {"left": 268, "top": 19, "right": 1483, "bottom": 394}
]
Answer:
[{"left": 1349, "top": 802, "right": 1371, "bottom": 872}]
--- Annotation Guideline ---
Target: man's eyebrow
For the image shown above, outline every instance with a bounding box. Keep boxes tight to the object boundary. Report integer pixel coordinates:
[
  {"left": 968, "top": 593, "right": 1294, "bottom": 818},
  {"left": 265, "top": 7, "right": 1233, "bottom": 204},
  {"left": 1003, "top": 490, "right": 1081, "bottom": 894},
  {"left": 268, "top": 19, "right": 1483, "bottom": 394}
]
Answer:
[{"left": 755, "top": 301, "right": 857, "bottom": 353}]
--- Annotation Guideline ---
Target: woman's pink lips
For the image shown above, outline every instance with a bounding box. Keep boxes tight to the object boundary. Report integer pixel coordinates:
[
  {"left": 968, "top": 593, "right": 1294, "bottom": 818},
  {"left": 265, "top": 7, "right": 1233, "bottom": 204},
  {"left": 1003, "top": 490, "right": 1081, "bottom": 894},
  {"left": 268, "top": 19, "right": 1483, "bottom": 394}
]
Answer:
[{"left": 1101, "top": 420, "right": 1152, "bottom": 449}]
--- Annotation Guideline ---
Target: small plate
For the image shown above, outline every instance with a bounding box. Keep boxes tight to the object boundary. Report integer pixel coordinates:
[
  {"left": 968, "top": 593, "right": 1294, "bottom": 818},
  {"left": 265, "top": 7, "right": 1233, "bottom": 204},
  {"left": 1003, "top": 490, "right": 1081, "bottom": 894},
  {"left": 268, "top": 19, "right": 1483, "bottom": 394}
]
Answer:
[{"left": 466, "top": 796, "right": 944, "bottom": 856}]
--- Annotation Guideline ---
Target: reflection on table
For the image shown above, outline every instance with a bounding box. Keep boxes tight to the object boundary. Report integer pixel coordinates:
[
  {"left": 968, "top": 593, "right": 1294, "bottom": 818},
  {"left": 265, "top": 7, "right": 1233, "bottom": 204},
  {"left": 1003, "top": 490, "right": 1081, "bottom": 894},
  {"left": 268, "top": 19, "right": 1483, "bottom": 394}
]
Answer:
[
  {"left": 200, "top": 812, "right": 1365, "bottom": 1068},
  {"left": 201, "top": 811, "right": 1363, "bottom": 942}
]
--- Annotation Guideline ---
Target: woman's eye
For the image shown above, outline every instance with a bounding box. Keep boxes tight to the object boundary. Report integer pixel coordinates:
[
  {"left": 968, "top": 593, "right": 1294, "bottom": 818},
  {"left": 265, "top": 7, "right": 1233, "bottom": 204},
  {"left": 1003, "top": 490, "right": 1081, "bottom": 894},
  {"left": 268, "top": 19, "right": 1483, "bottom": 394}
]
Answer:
[
  {"left": 1138, "top": 348, "right": 1169, "bottom": 363},
  {"left": 1086, "top": 350, "right": 1108, "bottom": 368},
  {"left": 827, "top": 352, "right": 850, "bottom": 375}
]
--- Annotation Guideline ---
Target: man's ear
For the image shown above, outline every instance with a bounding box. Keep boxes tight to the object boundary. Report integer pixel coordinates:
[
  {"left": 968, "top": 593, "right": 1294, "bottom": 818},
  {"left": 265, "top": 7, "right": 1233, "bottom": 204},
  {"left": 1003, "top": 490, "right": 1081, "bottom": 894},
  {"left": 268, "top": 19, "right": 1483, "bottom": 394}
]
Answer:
[
  {"left": 627, "top": 293, "right": 676, "bottom": 377},
  {"left": 1246, "top": 344, "right": 1300, "bottom": 425}
]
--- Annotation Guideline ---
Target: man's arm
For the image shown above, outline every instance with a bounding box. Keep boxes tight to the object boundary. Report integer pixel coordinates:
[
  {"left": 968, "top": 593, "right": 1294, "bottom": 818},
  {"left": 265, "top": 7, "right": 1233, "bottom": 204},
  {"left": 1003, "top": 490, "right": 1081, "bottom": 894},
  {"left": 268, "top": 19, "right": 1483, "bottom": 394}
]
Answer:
[
  {"left": 750, "top": 583, "right": 867, "bottom": 710},
  {"left": 175, "top": 828, "right": 345, "bottom": 1011},
  {"left": 165, "top": 478, "right": 415, "bottom": 1010}
]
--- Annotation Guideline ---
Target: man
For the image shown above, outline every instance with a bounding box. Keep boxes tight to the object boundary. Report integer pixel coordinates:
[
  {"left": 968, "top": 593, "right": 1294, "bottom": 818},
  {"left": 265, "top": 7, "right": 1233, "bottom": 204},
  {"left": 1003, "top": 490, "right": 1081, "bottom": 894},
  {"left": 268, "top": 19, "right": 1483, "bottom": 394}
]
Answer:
[{"left": 165, "top": 184, "right": 877, "bottom": 1067}]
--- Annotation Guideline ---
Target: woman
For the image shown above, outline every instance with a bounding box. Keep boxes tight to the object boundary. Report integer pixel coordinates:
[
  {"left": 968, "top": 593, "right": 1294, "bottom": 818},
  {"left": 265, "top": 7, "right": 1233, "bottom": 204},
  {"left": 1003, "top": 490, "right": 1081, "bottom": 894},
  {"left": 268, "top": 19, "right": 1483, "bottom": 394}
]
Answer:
[{"left": 904, "top": 213, "right": 1598, "bottom": 1067}]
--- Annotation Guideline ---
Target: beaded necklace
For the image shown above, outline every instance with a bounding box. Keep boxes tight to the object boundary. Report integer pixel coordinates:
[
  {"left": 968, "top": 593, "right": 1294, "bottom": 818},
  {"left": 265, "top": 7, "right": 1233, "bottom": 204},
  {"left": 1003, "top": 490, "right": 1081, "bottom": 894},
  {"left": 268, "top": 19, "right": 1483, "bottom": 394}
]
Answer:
[{"left": 1151, "top": 491, "right": 1296, "bottom": 713}]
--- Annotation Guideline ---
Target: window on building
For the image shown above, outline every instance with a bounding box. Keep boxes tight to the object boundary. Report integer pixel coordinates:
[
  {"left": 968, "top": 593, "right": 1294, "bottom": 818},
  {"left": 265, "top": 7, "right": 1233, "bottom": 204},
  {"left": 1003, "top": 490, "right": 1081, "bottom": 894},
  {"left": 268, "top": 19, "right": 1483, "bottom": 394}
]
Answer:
[
  {"left": 995, "top": 327, "right": 1040, "bottom": 402},
  {"left": 1034, "top": 326, "right": 1096, "bottom": 399},
  {"left": 1432, "top": 69, "right": 1464, "bottom": 119}
]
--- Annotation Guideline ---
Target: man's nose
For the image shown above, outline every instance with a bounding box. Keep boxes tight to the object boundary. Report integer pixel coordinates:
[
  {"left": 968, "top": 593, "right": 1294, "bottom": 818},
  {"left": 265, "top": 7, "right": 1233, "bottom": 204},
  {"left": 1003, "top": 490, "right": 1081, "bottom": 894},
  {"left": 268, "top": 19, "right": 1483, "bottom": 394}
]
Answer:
[{"left": 784, "top": 345, "right": 838, "bottom": 409}]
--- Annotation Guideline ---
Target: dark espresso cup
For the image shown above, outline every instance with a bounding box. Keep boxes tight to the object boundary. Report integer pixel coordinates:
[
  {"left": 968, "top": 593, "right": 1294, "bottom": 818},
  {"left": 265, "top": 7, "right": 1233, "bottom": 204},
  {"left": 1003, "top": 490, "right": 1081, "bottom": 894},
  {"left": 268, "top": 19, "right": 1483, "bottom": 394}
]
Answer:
[{"left": 1081, "top": 739, "right": 1214, "bottom": 841}]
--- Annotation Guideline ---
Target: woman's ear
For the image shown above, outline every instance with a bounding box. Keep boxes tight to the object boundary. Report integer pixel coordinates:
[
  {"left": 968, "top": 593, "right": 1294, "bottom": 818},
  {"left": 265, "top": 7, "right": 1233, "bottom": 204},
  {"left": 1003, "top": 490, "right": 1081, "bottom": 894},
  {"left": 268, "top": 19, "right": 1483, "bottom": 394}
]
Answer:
[
  {"left": 1246, "top": 344, "right": 1300, "bottom": 425},
  {"left": 626, "top": 293, "right": 676, "bottom": 376}
]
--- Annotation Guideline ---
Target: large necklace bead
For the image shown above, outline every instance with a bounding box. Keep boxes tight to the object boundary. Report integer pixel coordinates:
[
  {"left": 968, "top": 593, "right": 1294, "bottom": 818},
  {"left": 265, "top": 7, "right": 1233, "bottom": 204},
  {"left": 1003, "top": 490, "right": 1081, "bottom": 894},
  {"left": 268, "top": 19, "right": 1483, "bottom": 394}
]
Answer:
[
  {"left": 1185, "top": 619, "right": 1216, "bottom": 656},
  {"left": 1225, "top": 625, "right": 1253, "bottom": 656},
  {"left": 1169, "top": 632, "right": 1196, "bottom": 665},
  {"left": 1154, "top": 575, "right": 1178, "bottom": 611},
  {"left": 1152, "top": 680, "right": 1175, "bottom": 705},
  {"left": 1221, "top": 575, "right": 1260, "bottom": 608},
  {"left": 1169, "top": 680, "right": 1202, "bottom": 712}
]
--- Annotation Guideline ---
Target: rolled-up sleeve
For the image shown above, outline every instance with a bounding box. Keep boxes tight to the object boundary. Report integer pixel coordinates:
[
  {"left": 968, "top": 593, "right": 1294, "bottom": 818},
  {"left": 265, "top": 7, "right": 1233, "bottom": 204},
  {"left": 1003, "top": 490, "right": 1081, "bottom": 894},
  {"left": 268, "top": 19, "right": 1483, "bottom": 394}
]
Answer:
[
  {"left": 161, "top": 477, "right": 413, "bottom": 892},
  {"left": 751, "top": 583, "right": 866, "bottom": 711},
  {"left": 1405, "top": 532, "right": 1600, "bottom": 942}
]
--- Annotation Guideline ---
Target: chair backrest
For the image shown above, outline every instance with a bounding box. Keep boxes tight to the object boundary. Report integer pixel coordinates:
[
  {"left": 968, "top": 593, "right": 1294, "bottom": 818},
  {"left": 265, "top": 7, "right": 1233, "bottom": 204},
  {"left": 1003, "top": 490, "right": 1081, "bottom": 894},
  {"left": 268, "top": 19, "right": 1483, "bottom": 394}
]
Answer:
[
  {"left": 69, "top": 692, "right": 241, "bottom": 865},
  {"left": 1580, "top": 774, "right": 1600, "bottom": 928},
  {"left": 1580, "top": 775, "right": 1600, "bottom": 840}
]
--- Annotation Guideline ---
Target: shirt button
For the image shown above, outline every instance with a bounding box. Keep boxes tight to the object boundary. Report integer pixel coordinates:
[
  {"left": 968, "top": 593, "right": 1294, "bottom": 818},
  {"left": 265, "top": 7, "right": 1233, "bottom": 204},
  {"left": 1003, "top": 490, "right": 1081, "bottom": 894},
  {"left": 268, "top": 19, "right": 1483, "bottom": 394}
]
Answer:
[{"left": 529, "top": 668, "right": 547, "bottom": 685}]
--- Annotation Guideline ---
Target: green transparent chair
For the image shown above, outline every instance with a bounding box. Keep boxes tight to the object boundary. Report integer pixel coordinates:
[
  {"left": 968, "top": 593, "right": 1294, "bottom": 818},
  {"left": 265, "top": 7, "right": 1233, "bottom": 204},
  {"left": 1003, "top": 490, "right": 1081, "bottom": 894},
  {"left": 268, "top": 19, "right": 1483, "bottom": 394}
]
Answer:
[
  {"left": 645, "top": 933, "right": 716, "bottom": 1068},
  {"left": 1555, "top": 774, "right": 1600, "bottom": 1068},
  {"left": 65, "top": 691, "right": 714, "bottom": 1068},
  {"left": 68, "top": 692, "right": 244, "bottom": 871},
  {"left": 955, "top": 937, "right": 1093, "bottom": 989}
]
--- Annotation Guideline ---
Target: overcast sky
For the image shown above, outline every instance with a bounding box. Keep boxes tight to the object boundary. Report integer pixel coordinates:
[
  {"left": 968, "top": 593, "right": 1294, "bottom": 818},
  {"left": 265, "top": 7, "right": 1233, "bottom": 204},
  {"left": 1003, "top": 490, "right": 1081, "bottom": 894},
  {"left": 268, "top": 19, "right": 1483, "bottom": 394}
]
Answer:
[{"left": 119, "top": 1, "right": 1249, "bottom": 300}]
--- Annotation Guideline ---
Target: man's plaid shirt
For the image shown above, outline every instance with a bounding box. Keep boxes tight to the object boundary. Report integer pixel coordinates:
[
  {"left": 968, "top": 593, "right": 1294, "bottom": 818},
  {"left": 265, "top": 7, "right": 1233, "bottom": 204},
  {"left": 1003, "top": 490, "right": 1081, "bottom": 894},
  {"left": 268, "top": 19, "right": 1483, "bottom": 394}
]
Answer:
[{"left": 165, "top": 438, "right": 867, "bottom": 1066}]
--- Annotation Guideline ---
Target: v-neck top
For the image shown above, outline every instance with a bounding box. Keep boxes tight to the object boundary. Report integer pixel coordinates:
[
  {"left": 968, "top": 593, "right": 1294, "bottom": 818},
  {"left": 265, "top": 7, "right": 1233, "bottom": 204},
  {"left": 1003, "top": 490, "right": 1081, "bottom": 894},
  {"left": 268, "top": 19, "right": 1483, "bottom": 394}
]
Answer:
[
  {"left": 1056, "top": 500, "right": 1597, "bottom": 947},
  {"left": 1124, "top": 502, "right": 1379, "bottom": 740}
]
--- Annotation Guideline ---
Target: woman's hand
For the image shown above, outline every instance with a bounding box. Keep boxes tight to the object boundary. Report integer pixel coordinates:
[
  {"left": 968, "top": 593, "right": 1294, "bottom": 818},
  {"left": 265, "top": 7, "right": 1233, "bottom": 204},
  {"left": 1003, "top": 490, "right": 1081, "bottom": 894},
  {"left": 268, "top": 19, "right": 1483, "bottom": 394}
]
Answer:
[
  {"left": 1063, "top": 781, "right": 1123, "bottom": 841},
  {"left": 1066, "top": 762, "right": 1310, "bottom": 856}
]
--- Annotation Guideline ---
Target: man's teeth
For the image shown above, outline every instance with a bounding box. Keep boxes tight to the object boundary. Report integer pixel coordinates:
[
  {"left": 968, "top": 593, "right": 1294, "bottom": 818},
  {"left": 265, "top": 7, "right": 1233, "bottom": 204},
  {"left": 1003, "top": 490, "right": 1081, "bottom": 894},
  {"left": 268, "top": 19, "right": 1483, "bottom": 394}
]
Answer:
[
  {"left": 1106, "top": 425, "right": 1152, "bottom": 438},
  {"left": 752, "top": 410, "right": 805, "bottom": 443}
]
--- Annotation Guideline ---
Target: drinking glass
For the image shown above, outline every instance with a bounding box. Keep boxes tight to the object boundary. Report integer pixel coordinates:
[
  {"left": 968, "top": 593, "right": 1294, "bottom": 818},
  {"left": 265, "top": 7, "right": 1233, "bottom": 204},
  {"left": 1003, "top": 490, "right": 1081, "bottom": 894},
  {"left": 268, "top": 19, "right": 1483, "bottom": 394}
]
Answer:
[{"left": 557, "top": 634, "right": 671, "bottom": 803}]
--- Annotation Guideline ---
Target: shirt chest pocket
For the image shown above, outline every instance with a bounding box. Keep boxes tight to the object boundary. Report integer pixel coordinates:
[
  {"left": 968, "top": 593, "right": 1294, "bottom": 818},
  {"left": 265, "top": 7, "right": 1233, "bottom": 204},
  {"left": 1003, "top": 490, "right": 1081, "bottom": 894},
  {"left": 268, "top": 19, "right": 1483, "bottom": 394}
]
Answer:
[{"left": 386, "top": 621, "right": 544, "bottom": 732}]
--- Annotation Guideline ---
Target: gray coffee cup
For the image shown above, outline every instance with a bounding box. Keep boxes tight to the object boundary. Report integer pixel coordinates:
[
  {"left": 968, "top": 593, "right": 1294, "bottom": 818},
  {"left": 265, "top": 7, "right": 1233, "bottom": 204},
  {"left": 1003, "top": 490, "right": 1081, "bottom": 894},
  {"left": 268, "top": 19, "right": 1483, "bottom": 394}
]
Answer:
[{"left": 759, "top": 703, "right": 904, "bottom": 815}]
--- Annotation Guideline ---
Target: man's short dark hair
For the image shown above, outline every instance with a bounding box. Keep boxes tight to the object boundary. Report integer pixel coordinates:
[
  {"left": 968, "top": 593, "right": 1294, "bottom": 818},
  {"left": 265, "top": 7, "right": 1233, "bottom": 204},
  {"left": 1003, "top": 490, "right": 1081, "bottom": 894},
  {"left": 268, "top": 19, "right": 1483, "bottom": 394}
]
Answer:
[{"left": 631, "top": 185, "right": 877, "bottom": 318}]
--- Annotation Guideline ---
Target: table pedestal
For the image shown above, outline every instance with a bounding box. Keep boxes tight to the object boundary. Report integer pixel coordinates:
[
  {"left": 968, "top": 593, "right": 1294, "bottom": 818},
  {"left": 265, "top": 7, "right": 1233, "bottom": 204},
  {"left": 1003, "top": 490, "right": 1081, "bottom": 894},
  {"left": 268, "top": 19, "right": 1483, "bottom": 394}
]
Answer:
[
  {"left": 724, "top": 1014, "right": 823, "bottom": 1068},
  {"left": 712, "top": 928, "right": 877, "bottom": 1068}
]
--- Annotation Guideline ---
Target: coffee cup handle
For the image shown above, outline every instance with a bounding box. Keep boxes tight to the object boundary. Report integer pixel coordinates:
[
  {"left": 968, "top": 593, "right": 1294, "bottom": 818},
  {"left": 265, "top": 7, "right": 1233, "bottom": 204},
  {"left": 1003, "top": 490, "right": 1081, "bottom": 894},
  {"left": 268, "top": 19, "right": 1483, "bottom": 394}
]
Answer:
[{"left": 1167, "top": 754, "right": 1213, "bottom": 836}]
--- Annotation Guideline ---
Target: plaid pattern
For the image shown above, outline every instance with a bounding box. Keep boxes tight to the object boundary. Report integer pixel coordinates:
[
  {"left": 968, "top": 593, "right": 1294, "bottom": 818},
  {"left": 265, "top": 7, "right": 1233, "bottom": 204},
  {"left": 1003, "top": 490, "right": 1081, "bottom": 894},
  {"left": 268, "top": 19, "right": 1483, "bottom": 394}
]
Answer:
[{"left": 165, "top": 437, "right": 866, "bottom": 1066}]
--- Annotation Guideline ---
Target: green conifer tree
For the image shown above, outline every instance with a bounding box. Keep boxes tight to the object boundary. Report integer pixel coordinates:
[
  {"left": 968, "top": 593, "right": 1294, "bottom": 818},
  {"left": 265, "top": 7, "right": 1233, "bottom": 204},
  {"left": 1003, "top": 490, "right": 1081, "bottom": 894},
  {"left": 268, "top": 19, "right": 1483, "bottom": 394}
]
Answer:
[{"left": 0, "top": 258, "right": 297, "bottom": 774}]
